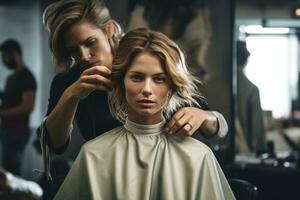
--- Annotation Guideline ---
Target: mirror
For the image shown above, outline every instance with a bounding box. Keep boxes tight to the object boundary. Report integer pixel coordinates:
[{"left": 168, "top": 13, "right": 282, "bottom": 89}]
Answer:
[{"left": 234, "top": 0, "right": 300, "bottom": 164}]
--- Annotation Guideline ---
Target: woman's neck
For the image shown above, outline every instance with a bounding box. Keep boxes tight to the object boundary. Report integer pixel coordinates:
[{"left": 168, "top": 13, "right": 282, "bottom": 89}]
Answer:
[{"left": 127, "top": 114, "right": 164, "bottom": 125}]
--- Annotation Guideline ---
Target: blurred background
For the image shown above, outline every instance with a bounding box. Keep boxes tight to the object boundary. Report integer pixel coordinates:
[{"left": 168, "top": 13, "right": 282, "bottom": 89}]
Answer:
[{"left": 1, "top": 0, "right": 300, "bottom": 199}]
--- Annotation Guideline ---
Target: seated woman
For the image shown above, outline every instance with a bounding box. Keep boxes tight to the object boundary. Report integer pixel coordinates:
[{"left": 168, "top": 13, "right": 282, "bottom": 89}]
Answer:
[{"left": 54, "top": 28, "right": 234, "bottom": 200}]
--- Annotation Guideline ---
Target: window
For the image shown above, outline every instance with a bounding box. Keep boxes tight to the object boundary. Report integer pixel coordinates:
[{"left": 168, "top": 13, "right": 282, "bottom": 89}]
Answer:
[{"left": 243, "top": 27, "right": 298, "bottom": 118}]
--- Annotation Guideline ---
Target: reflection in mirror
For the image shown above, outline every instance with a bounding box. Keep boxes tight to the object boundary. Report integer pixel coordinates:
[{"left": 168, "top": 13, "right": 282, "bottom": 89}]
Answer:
[
  {"left": 231, "top": 2, "right": 300, "bottom": 199},
  {"left": 235, "top": 1, "right": 300, "bottom": 160}
]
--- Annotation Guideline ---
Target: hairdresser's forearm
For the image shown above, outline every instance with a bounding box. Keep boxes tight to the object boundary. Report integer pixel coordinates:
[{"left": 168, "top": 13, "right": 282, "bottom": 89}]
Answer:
[
  {"left": 200, "top": 111, "right": 228, "bottom": 138},
  {"left": 45, "top": 89, "right": 79, "bottom": 149},
  {"left": 199, "top": 111, "right": 219, "bottom": 137}
]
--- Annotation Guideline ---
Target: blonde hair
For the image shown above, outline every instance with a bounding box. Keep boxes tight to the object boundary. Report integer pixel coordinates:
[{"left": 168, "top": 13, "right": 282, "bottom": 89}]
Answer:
[
  {"left": 43, "top": 0, "right": 122, "bottom": 73},
  {"left": 109, "top": 28, "right": 202, "bottom": 122}
]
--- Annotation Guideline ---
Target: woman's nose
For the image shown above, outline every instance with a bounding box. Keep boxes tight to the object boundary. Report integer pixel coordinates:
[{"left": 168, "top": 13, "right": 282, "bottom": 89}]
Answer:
[{"left": 141, "top": 79, "right": 152, "bottom": 97}]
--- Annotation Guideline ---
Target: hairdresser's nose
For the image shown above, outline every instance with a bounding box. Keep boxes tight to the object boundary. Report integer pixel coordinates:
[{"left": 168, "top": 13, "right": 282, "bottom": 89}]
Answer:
[{"left": 79, "top": 47, "right": 92, "bottom": 62}]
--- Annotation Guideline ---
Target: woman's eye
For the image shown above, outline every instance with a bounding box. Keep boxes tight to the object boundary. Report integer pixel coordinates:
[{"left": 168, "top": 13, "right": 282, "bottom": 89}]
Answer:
[
  {"left": 130, "top": 74, "right": 143, "bottom": 82},
  {"left": 154, "top": 76, "right": 167, "bottom": 83}
]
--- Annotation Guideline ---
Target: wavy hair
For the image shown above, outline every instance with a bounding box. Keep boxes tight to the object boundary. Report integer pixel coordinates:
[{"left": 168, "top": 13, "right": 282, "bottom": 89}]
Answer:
[
  {"left": 43, "top": 0, "right": 122, "bottom": 73},
  {"left": 109, "top": 28, "right": 202, "bottom": 122}
]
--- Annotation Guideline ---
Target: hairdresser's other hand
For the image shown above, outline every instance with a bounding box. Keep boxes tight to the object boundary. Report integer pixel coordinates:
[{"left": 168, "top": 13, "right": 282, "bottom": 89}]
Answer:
[
  {"left": 66, "top": 65, "right": 112, "bottom": 100},
  {"left": 165, "top": 107, "right": 218, "bottom": 137}
]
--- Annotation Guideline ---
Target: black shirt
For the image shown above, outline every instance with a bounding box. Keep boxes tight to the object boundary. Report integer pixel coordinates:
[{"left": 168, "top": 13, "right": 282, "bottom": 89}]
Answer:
[{"left": 1, "top": 67, "right": 37, "bottom": 133}]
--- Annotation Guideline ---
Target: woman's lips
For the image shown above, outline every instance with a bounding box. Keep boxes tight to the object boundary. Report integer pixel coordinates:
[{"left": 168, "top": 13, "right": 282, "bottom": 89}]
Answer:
[
  {"left": 138, "top": 99, "right": 155, "bottom": 103},
  {"left": 137, "top": 99, "right": 155, "bottom": 107}
]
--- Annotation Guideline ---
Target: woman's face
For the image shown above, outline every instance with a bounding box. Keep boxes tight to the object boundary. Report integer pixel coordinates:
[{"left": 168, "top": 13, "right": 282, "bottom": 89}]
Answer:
[
  {"left": 64, "top": 20, "right": 113, "bottom": 68},
  {"left": 124, "top": 52, "right": 171, "bottom": 125}
]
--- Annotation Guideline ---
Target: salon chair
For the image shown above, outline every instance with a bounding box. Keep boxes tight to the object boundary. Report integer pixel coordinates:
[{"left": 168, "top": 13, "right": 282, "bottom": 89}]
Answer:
[{"left": 228, "top": 178, "right": 258, "bottom": 200}]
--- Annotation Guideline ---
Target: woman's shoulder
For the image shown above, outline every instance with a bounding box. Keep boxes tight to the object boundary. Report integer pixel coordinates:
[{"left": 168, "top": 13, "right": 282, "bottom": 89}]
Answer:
[
  {"left": 81, "top": 126, "right": 125, "bottom": 152},
  {"left": 170, "top": 136, "right": 213, "bottom": 157}
]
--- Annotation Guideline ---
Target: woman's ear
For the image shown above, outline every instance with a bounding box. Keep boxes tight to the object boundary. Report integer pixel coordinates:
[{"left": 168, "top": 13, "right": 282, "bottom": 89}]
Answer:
[
  {"left": 105, "top": 20, "right": 115, "bottom": 39},
  {"left": 167, "top": 90, "right": 172, "bottom": 100}
]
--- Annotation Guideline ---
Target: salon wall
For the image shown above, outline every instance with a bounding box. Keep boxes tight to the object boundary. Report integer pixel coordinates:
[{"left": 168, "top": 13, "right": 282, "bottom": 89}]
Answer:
[{"left": 201, "top": 0, "right": 234, "bottom": 154}]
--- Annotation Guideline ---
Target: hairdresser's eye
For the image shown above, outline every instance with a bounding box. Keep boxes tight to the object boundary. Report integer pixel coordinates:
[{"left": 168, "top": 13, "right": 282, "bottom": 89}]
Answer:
[
  {"left": 85, "top": 39, "right": 96, "bottom": 47},
  {"left": 130, "top": 74, "right": 144, "bottom": 82},
  {"left": 153, "top": 75, "right": 167, "bottom": 83}
]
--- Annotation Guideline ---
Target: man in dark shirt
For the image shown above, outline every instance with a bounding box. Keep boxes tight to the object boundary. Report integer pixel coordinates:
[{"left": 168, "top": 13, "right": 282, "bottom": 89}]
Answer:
[{"left": 0, "top": 39, "right": 37, "bottom": 176}]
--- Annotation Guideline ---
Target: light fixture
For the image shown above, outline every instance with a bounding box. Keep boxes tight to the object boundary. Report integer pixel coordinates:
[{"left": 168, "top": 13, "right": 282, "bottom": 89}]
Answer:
[
  {"left": 292, "top": 2, "right": 300, "bottom": 18},
  {"left": 240, "top": 25, "right": 290, "bottom": 34}
]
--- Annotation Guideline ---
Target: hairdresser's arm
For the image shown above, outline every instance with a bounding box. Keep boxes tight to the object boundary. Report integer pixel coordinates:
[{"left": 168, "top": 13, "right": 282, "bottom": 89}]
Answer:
[
  {"left": 45, "top": 66, "right": 112, "bottom": 149},
  {"left": 165, "top": 107, "right": 228, "bottom": 138}
]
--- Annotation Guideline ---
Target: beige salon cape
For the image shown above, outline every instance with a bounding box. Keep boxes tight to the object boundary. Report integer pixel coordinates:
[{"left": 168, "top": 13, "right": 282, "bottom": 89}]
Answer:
[{"left": 54, "top": 119, "right": 235, "bottom": 200}]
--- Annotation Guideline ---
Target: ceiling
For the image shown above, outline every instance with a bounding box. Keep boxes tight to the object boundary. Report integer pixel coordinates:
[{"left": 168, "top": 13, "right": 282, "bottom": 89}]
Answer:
[
  {"left": 236, "top": 0, "right": 300, "bottom": 28},
  {"left": 238, "top": 0, "right": 297, "bottom": 7}
]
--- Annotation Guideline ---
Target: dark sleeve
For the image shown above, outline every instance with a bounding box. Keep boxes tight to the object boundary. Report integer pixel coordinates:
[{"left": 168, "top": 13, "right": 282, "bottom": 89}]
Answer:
[
  {"left": 46, "top": 66, "right": 82, "bottom": 115},
  {"left": 44, "top": 75, "right": 70, "bottom": 154},
  {"left": 196, "top": 97, "right": 210, "bottom": 111},
  {"left": 46, "top": 75, "right": 68, "bottom": 115},
  {"left": 44, "top": 67, "right": 84, "bottom": 154},
  {"left": 19, "top": 70, "right": 37, "bottom": 92}
]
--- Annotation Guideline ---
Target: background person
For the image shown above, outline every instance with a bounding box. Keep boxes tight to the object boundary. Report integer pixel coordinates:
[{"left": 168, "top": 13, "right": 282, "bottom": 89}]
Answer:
[
  {"left": 236, "top": 40, "right": 266, "bottom": 153},
  {"left": 0, "top": 39, "right": 37, "bottom": 176}
]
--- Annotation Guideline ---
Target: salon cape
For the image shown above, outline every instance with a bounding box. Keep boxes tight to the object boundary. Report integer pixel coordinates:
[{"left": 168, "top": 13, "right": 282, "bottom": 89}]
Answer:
[{"left": 54, "top": 119, "right": 235, "bottom": 200}]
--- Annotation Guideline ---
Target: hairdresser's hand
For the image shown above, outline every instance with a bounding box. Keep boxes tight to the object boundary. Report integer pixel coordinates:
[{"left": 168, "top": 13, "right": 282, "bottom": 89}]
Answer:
[
  {"left": 164, "top": 107, "right": 218, "bottom": 137},
  {"left": 66, "top": 66, "right": 112, "bottom": 100}
]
